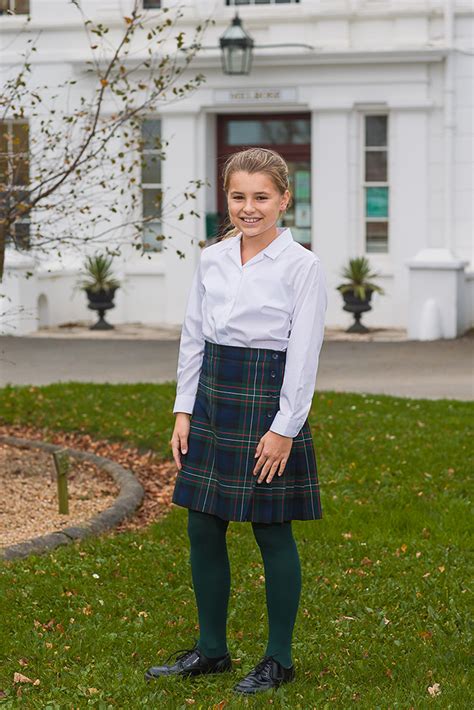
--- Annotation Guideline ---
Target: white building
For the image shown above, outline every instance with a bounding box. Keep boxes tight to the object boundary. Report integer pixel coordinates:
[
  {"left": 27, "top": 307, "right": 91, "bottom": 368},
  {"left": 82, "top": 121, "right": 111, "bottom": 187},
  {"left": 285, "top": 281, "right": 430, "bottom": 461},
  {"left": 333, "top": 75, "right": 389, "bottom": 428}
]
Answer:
[{"left": 1, "top": 0, "right": 473, "bottom": 339}]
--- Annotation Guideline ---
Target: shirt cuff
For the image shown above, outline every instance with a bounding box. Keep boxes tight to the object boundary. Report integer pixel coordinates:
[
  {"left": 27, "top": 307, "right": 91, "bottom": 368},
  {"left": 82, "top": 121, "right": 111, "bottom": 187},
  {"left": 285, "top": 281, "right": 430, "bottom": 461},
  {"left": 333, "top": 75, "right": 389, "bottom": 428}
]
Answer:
[
  {"left": 173, "top": 395, "right": 196, "bottom": 415},
  {"left": 269, "top": 412, "right": 303, "bottom": 439}
]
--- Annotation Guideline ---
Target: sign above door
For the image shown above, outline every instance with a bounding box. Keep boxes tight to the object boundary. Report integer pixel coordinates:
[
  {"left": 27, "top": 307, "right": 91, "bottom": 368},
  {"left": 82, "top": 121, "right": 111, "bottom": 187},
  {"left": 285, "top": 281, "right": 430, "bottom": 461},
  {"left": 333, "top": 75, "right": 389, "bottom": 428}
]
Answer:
[{"left": 213, "top": 87, "right": 298, "bottom": 104}]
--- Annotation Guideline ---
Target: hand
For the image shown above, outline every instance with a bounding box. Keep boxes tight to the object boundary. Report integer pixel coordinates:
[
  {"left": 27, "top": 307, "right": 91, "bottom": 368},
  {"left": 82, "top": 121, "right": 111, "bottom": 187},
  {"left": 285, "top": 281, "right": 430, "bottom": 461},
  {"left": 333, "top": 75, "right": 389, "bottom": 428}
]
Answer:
[
  {"left": 253, "top": 430, "right": 293, "bottom": 484},
  {"left": 170, "top": 412, "right": 191, "bottom": 470}
]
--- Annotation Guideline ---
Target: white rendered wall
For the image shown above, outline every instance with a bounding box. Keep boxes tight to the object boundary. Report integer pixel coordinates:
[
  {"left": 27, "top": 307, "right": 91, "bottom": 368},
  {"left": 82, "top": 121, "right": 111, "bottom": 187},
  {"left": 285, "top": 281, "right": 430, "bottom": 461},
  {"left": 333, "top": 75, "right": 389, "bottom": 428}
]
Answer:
[{"left": 0, "top": 0, "right": 472, "bottom": 336}]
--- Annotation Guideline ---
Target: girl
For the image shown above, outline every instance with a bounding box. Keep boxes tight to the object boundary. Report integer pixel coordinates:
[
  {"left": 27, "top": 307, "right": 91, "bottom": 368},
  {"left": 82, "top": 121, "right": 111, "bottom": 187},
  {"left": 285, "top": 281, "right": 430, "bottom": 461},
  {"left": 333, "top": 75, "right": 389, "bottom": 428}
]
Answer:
[{"left": 146, "top": 148, "right": 328, "bottom": 695}]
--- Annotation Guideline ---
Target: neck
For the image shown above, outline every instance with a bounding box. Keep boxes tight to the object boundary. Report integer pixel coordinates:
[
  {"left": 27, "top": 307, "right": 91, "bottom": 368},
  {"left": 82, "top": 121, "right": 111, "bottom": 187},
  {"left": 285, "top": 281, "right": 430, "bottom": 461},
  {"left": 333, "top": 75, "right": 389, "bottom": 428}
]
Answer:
[{"left": 240, "top": 223, "right": 281, "bottom": 250}]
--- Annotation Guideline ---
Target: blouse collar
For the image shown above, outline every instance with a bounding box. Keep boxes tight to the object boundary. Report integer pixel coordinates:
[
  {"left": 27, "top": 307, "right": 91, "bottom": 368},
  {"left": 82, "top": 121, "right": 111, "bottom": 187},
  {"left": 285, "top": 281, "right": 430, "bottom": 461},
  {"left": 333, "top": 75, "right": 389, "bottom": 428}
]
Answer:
[{"left": 224, "top": 227, "right": 294, "bottom": 265}]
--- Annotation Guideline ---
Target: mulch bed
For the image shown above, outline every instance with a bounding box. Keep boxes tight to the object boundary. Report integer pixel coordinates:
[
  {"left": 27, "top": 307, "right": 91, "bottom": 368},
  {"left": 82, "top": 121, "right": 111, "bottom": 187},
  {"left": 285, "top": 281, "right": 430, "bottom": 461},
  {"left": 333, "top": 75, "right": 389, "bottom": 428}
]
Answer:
[{"left": 0, "top": 424, "right": 177, "bottom": 547}]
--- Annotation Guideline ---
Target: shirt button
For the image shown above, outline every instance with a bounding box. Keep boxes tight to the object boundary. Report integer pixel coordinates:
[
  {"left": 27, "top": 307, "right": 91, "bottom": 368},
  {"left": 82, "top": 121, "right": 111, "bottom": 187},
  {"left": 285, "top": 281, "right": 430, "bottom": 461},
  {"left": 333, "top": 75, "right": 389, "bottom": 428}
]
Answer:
[
  {"left": 270, "top": 371, "right": 276, "bottom": 378},
  {"left": 271, "top": 353, "right": 278, "bottom": 360}
]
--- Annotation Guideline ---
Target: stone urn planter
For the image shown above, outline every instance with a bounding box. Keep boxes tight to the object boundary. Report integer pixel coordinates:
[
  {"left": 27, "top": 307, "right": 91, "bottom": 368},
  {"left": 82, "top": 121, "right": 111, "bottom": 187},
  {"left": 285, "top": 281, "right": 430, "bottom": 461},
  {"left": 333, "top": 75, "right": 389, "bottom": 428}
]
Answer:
[
  {"left": 76, "top": 253, "right": 121, "bottom": 331},
  {"left": 336, "top": 257, "right": 385, "bottom": 334}
]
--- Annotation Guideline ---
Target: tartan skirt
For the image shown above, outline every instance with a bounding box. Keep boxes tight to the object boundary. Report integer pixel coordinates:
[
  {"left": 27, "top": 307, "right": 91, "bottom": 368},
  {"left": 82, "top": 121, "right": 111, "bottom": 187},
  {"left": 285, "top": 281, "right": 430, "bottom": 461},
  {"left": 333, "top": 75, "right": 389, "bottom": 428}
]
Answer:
[{"left": 172, "top": 339, "right": 323, "bottom": 523}]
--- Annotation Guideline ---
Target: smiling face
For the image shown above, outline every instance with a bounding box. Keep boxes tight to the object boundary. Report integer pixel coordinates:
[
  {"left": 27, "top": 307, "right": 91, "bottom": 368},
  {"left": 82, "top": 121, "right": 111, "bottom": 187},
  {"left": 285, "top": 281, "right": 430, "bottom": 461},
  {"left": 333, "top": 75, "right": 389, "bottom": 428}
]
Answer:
[{"left": 226, "top": 171, "right": 290, "bottom": 241}]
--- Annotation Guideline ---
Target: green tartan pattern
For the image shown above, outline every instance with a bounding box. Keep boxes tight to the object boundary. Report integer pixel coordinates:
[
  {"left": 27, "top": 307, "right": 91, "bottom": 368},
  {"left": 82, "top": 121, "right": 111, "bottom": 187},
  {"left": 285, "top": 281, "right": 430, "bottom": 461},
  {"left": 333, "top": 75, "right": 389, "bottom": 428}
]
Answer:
[{"left": 172, "top": 340, "right": 323, "bottom": 523}]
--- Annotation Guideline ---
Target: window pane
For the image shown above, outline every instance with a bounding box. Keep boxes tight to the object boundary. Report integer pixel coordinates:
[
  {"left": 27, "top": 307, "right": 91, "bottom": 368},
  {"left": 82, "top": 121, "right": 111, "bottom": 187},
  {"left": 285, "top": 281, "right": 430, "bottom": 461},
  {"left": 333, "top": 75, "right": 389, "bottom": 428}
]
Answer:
[
  {"left": 143, "top": 0, "right": 161, "bottom": 8},
  {"left": 12, "top": 157, "right": 29, "bottom": 186},
  {"left": 12, "top": 122, "right": 29, "bottom": 154},
  {"left": 143, "top": 188, "right": 162, "bottom": 218},
  {"left": 15, "top": 221, "right": 30, "bottom": 249},
  {"left": 0, "top": 123, "right": 9, "bottom": 183},
  {"left": 365, "top": 150, "right": 387, "bottom": 182},
  {"left": 365, "top": 116, "right": 387, "bottom": 147},
  {"left": 366, "top": 186, "right": 388, "bottom": 218},
  {"left": 15, "top": 0, "right": 30, "bottom": 14},
  {"left": 366, "top": 221, "right": 388, "bottom": 253},
  {"left": 141, "top": 119, "right": 161, "bottom": 150},
  {"left": 142, "top": 221, "right": 163, "bottom": 251},
  {"left": 141, "top": 153, "right": 161, "bottom": 184},
  {"left": 227, "top": 119, "right": 310, "bottom": 146}
]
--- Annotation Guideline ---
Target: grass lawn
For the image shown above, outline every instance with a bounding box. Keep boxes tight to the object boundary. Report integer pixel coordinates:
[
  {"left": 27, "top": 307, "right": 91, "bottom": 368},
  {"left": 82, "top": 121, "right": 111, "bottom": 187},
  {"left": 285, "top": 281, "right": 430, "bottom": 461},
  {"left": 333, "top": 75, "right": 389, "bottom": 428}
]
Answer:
[{"left": 0, "top": 383, "right": 472, "bottom": 709}]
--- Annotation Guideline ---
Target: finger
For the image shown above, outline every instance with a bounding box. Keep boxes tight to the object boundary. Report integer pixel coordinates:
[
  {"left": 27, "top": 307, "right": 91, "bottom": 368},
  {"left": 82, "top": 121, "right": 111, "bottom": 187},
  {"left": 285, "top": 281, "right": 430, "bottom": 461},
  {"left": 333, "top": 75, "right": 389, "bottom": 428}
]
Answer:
[
  {"left": 179, "top": 434, "right": 188, "bottom": 455},
  {"left": 264, "top": 461, "right": 280, "bottom": 484},
  {"left": 253, "top": 454, "right": 265, "bottom": 475},
  {"left": 253, "top": 449, "right": 268, "bottom": 474},
  {"left": 171, "top": 441, "right": 181, "bottom": 470},
  {"left": 278, "top": 459, "right": 287, "bottom": 476},
  {"left": 258, "top": 459, "right": 275, "bottom": 484},
  {"left": 254, "top": 440, "right": 263, "bottom": 459}
]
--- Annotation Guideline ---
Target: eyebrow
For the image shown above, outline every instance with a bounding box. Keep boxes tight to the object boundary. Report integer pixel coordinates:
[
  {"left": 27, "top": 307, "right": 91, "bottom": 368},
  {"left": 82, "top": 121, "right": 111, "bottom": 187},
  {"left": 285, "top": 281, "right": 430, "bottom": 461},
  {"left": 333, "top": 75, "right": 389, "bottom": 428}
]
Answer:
[{"left": 230, "top": 190, "right": 271, "bottom": 195}]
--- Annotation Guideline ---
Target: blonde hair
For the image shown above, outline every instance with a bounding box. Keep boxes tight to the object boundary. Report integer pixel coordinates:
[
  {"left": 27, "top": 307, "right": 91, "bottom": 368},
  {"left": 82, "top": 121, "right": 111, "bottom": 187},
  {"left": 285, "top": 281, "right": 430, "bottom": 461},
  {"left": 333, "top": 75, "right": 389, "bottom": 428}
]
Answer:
[{"left": 219, "top": 148, "right": 293, "bottom": 240}]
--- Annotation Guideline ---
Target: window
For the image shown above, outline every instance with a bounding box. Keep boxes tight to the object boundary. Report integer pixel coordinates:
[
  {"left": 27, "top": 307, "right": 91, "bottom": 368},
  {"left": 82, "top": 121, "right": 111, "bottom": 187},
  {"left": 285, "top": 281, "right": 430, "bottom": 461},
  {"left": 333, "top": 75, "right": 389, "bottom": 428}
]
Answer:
[
  {"left": 140, "top": 119, "right": 163, "bottom": 252},
  {"left": 363, "top": 115, "right": 388, "bottom": 253},
  {"left": 142, "top": 0, "right": 161, "bottom": 9},
  {"left": 226, "top": 1, "right": 299, "bottom": 4},
  {"left": 0, "top": 120, "right": 30, "bottom": 250},
  {"left": 0, "top": 0, "right": 30, "bottom": 14}
]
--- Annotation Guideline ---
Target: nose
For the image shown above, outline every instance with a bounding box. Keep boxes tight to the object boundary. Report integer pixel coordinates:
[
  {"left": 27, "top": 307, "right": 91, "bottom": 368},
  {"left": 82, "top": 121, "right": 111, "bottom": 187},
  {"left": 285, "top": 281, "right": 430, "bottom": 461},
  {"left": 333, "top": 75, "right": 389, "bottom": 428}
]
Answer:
[{"left": 242, "top": 200, "right": 258, "bottom": 213}]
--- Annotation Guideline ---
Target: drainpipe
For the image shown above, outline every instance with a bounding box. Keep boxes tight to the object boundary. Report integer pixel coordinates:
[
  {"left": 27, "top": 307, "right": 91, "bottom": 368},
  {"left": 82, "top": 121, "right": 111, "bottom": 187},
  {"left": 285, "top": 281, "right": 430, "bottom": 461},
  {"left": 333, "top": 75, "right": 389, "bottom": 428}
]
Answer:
[{"left": 444, "top": 0, "right": 454, "bottom": 253}]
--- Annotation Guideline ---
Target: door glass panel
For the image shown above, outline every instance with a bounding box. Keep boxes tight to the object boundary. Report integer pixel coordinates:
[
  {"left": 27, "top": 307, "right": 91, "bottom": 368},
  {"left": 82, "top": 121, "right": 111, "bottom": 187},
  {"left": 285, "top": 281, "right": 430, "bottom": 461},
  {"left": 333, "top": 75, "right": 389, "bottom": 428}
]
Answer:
[
  {"left": 280, "top": 161, "right": 311, "bottom": 247},
  {"left": 227, "top": 119, "right": 310, "bottom": 145}
]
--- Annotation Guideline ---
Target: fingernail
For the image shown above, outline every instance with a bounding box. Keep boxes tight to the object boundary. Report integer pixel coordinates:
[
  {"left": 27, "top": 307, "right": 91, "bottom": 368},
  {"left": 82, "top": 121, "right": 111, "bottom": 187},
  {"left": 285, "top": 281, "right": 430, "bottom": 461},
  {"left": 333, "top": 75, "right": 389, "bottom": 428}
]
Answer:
[{"left": 183, "top": 449, "right": 187, "bottom": 454}]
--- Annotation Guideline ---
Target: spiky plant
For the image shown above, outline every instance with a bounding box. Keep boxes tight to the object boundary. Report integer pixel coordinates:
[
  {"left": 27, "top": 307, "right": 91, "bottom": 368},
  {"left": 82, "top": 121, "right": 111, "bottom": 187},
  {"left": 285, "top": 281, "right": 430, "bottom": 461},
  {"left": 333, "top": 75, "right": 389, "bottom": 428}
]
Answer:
[
  {"left": 77, "top": 253, "right": 121, "bottom": 293},
  {"left": 336, "top": 256, "right": 385, "bottom": 300}
]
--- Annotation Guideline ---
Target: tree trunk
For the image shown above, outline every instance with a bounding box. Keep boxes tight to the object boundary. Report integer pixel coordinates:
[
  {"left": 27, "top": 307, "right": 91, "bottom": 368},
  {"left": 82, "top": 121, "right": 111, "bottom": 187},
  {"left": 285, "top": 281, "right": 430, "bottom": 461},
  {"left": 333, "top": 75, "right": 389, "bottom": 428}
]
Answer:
[{"left": 0, "top": 221, "right": 5, "bottom": 283}]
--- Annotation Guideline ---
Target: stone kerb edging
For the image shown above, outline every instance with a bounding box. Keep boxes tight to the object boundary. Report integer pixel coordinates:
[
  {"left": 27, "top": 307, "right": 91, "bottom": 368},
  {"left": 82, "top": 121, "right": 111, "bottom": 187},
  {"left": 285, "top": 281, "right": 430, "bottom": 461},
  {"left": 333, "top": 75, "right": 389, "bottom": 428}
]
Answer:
[{"left": 0, "top": 435, "right": 145, "bottom": 561}]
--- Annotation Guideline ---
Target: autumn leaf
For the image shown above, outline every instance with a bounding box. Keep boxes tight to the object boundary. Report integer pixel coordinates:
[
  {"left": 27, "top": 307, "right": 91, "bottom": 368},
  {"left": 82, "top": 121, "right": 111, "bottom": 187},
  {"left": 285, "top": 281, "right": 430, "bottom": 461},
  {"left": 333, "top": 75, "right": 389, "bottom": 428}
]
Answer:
[
  {"left": 124, "top": 16, "right": 133, "bottom": 24},
  {"left": 419, "top": 630, "right": 433, "bottom": 640},
  {"left": 13, "top": 673, "right": 39, "bottom": 685},
  {"left": 427, "top": 682, "right": 441, "bottom": 696},
  {"left": 100, "top": 79, "right": 109, "bottom": 87}
]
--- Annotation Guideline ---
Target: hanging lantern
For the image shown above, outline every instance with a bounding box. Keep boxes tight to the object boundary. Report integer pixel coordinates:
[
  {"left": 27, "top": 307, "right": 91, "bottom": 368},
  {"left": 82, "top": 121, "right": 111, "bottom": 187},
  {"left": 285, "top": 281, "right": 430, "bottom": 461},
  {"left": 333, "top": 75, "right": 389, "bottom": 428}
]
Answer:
[{"left": 219, "top": 14, "right": 254, "bottom": 76}]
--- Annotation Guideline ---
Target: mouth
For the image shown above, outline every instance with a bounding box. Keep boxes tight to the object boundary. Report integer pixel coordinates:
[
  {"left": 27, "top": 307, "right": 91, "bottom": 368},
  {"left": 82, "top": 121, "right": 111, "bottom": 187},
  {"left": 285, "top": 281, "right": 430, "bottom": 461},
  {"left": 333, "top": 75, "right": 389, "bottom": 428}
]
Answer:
[{"left": 239, "top": 217, "right": 263, "bottom": 225}]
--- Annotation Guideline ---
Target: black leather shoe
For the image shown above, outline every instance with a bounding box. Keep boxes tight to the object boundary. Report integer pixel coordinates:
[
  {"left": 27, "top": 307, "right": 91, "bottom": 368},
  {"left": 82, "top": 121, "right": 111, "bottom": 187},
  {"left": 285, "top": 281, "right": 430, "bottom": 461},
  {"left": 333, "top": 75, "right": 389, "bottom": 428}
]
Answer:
[
  {"left": 145, "top": 643, "right": 232, "bottom": 680},
  {"left": 233, "top": 656, "right": 295, "bottom": 694}
]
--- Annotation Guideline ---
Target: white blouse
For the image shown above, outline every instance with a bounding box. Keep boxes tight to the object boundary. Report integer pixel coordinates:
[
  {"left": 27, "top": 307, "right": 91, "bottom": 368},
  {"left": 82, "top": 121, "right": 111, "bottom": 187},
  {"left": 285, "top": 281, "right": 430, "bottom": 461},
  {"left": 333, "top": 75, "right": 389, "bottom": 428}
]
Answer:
[{"left": 173, "top": 227, "right": 328, "bottom": 438}]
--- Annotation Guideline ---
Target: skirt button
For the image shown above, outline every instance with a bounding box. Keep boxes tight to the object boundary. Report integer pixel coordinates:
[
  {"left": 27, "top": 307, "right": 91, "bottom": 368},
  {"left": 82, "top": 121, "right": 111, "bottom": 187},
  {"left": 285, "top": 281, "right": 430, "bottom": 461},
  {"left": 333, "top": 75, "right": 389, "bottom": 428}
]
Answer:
[
  {"left": 267, "top": 411, "right": 273, "bottom": 418},
  {"left": 270, "top": 370, "right": 276, "bottom": 378},
  {"left": 271, "top": 353, "right": 278, "bottom": 359}
]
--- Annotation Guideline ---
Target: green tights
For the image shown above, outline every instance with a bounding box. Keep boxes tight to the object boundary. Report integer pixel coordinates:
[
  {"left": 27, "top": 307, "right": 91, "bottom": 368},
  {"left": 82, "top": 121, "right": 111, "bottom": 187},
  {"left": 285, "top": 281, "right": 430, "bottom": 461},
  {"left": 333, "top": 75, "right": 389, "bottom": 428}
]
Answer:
[{"left": 187, "top": 509, "right": 302, "bottom": 669}]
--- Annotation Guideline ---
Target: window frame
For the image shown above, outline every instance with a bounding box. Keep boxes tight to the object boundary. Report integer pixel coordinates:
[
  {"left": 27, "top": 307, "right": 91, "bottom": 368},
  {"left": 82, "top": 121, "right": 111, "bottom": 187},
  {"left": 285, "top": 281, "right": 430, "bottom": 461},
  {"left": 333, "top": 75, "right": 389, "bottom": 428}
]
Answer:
[
  {"left": 140, "top": 117, "right": 163, "bottom": 253},
  {"left": 361, "top": 112, "right": 389, "bottom": 255},
  {"left": 0, "top": 118, "right": 30, "bottom": 250}
]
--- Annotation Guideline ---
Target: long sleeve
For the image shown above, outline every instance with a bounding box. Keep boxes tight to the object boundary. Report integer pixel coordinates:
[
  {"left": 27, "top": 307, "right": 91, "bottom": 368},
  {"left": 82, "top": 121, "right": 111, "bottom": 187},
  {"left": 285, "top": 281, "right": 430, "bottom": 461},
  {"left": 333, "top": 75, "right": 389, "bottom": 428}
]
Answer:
[
  {"left": 269, "top": 258, "right": 328, "bottom": 438},
  {"left": 172, "top": 253, "right": 205, "bottom": 415}
]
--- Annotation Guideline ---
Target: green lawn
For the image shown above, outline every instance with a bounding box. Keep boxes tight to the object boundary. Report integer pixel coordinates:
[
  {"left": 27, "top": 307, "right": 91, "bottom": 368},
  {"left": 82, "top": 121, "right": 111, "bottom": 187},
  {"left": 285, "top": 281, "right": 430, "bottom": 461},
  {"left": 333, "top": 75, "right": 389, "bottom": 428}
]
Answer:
[{"left": 0, "top": 383, "right": 472, "bottom": 709}]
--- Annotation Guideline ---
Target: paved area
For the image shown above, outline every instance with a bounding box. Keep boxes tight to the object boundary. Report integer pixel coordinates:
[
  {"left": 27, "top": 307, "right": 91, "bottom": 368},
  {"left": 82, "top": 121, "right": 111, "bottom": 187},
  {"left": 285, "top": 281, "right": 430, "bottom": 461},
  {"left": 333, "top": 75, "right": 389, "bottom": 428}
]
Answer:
[{"left": 1, "top": 326, "right": 472, "bottom": 400}]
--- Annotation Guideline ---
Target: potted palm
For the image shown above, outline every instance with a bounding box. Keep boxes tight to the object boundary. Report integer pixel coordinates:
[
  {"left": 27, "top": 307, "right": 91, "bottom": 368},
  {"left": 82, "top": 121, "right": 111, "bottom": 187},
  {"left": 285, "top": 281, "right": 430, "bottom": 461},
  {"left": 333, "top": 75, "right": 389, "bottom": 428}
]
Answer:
[
  {"left": 336, "top": 256, "right": 385, "bottom": 333},
  {"left": 76, "top": 253, "right": 121, "bottom": 330}
]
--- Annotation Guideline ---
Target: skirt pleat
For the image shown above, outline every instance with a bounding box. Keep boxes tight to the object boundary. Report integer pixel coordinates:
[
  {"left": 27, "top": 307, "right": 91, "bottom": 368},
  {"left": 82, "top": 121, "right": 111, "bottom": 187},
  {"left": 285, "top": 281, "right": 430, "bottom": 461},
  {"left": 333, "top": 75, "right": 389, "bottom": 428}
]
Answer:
[{"left": 171, "top": 340, "right": 323, "bottom": 523}]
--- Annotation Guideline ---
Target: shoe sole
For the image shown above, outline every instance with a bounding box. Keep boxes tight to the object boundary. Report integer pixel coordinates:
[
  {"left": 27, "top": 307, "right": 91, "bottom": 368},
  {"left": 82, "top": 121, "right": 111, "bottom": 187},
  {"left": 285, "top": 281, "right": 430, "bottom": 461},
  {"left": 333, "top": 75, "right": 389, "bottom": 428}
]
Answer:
[
  {"left": 233, "top": 675, "right": 295, "bottom": 694},
  {"left": 145, "top": 661, "right": 232, "bottom": 681}
]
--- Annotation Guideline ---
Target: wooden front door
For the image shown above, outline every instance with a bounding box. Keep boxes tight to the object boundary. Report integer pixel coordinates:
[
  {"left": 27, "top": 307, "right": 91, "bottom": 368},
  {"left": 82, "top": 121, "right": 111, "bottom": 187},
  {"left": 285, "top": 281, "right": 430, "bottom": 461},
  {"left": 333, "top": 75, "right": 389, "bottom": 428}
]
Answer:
[{"left": 214, "top": 113, "right": 312, "bottom": 249}]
